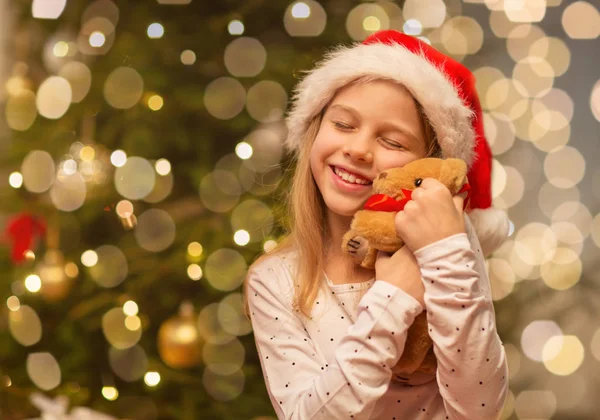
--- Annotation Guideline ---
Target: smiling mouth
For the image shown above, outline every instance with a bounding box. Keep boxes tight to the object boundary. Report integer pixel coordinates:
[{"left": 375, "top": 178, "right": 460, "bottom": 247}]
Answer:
[{"left": 331, "top": 166, "right": 372, "bottom": 185}]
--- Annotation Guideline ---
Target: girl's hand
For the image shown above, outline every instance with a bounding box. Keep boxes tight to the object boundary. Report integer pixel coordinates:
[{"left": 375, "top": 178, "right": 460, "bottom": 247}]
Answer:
[
  {"left": 395, "top": 178, "right": 466, "bottom": 252},
  {"left": 375, "top": 246, "right": 424, "bottom": 307}
]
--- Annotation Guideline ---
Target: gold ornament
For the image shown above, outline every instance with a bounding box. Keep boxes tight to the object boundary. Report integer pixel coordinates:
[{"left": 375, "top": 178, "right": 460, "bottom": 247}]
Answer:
[
  {"left": 157, "top": 301, "right": 203, "bottom": 369},
  {"left": 36, "top": 249, "right": 73, "bottom": 302}
]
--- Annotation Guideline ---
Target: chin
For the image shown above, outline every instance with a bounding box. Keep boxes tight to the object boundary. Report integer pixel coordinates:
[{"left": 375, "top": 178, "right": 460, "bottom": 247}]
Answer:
[{"left": 325, "top": 199, "right": 363, "bottom": 218}]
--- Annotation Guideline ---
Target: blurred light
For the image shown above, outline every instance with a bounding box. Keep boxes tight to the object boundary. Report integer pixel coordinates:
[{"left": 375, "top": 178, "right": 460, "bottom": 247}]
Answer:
[
  {"left": 188, "top": 242, "right": 203, "bottom": 257},
  {"left": 65, "top": 262, "right": 79, "bottom": 278},
  {"left": 62, "top": 159, "right": 77, "bottom": 175},
  {"left": 440, "top": 16, "right": 484, "bottom": 56},
  {"left": 284, "top": 0, "right": 327, "bottom": 37},
  {"left": 89, "top": 245, "right": 128, "bottom": 288},
  {"left": 102, "top": 386, "right": 119, "bottom": 400},
  {"left": 291, "top": 2, "right": 311, "bottom": 18},
  {"left": 246, "top": 80, "right": 288, "bottom": 123},
  {"left": 505, "top": 0, "right": 547, "bottom": 23},
  {"left": 116, "top": 200, "right": 134, "bottom": 218},
  {"left": 26, "top": 353, "right": 61, "bottom": 391},
  {"left": 591, "top": 80, "right": 600, "bottom": 123},
  {"left": 89, "top": 31, "right": 106, "bottom": 47},
  {"left": 147, "top": 23, "right": 164, "bottom": 39},
  {"left": 9, "top": 172, "right": 23, "bottom": 188},
  {"left": 543, "top": 335, "right": 584, "bottom": 375},
  {"left": 25, "top": 274, "right": 41, "bottom": 293},
  {"left": 228, "top": 20, "right": 244, "bottom": 35},
  {"left": 204, "top": 77, "right": 246, "bottom": 119},
  {"left": 104, "top": 67, "right": 144, "bottom": 109},
  {"left": 134, "top": 209, "right": 175, "bottom": 252},
  {"left": 224, "top": 37, "right": 267, "bottom": 78},
  {"left": 79, "top": 146, "right": 95, "bottom": 162},
  {"left": 144, "top": 371, "right": 161, "bottom": 387},
  {"left": 125, "top": 315, "right": 142, "bottom": 331},
  {"left": 11, "top": 280, "right": 26, "bottom": 295},
  {"left": 24, "top": 250, "right": 35, "bottom": 261},
  {"left": 110, "top": 150, "right": 127, "bottom": 167},
  {"left": 6, "top": 296, "right": 20, "bottom": 312},
  {"left": 562, "top": 1, "right": 600, "bottom": 39},
  {"left": 544, "top": 146, "right": 585, "bottom": 189},
  {"left": 81, "top": 250, "right": 98, "bottom": 267},
  {"left": 521, "top": 320, "right": 562, "bottom": 362},
  {"left": 180, "top": 49, "right": 196, "bottom": 65},
  {"left": 53, "top": 41, "right": 69, "bottom": 57},
  {"left": 3, "top": 376, "right": 11, "bottom": 387},
  {"left": 114, "top": 157, "right": 156, "bottom": 200},
  {"left": 155, "top": 159, "right": 171, "bottom": 175},
  {"left": 234, "top": 230, "right": 250, "bottom": 246},
  {"left": 263, "top": 240, "right": 277, "bottom": 253},
  {"left": 540, "top": 247, "right": 582, "bottom": 290},
  {"left": 204, "top": 249, "right": 247, "bottom": 292},
  {"left": 32, "top": 0, "right": 66, "bottom": 19},
  {"left": 148, "top": 94, "right": 164, "bottom": 111},
  {"left": 235, "top": 142, "right": 253, "bottom": 160},
  {"left": 403, "top": 0, "right": 446, "bottom": 28},
  {"left": 346, "top": 3, "right": 389, "bottom": 40},
  {"left": 123, "top": 300, "right": 139, "bottom": 316},
  {"left": 363, "top": 16, "right": 381, "bottom": 31},
  {"left": 515, "top": 390, "right": 557, "bottom": 419},
  {"left": 187, "top": 264, "right": 203, "bottom": 281},
  {"left": 5, "top": 90, "right": 37, "bottom": 131},
  {"left": 403, "top": 18, "right": 422, "bottom": 35},
  {"left": 36, "top": 76, "right": 72, "bottom": 119}
]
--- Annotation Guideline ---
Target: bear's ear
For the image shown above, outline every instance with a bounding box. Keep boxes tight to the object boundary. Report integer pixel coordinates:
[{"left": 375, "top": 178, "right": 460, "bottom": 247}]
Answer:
[{"left": 439, "top": 159, "right": 468, "bottom": 193}]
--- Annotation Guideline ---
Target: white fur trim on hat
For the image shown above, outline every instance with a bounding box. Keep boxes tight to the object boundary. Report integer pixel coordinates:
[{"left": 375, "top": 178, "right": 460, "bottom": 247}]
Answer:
[
  {"left": 285, "top": 42, "right": 476, "bottom": 166},
  {"left": 468, "top": 207, "right": 511, "bottom": 256}
]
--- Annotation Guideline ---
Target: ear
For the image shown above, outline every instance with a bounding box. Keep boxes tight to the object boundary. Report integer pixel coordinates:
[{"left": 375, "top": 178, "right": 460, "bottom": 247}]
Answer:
[{"left": 439, "top": 158, "right": 468, "bottom": 193}]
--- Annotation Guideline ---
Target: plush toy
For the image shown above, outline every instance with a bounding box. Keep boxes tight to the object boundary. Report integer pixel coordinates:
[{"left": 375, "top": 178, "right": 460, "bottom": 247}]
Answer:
[{"left": 341, "top": 157, "right": 470, "bottom": 378}]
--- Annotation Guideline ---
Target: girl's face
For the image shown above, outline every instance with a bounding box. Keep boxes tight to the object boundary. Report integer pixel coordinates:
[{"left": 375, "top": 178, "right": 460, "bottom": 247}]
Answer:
[{"left": 310, "top": 79, "right": 429, "bottom": 219}]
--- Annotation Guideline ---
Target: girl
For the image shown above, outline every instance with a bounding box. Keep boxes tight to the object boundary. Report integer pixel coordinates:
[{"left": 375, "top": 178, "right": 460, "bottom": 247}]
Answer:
[{"left": 245, "top": 30, "right": 510, "bottom": 420}]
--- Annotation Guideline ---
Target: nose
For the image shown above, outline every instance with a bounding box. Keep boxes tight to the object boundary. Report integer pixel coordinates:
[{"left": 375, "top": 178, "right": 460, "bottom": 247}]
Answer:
[{"left": 342, "top": 134, "right": 373, "bottom": 163}]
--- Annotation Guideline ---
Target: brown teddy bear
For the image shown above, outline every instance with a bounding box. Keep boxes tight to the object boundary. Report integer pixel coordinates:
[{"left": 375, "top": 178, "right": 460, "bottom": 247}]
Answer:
[{"left": 341, "top": 157, "right": 470, "bottom": 378}]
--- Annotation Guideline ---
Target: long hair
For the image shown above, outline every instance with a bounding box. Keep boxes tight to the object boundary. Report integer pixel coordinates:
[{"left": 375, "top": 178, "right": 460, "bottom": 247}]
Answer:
[{"left": 244, "top": 79, "right": 440, "bottom": 319}]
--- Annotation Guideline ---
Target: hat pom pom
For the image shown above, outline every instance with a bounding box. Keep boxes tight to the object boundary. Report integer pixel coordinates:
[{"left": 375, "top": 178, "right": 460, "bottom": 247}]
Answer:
[{"left": 468, "top": 208, "right": 511, "bottom": 256}]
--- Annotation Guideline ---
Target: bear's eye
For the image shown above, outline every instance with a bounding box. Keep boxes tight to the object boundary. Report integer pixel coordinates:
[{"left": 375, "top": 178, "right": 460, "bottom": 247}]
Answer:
[
  {"left": 378, "top": 172, "right": 388, "bottom": 180},
  {"left": 414, "top": 178, "right": 423, "bottom": 187}
]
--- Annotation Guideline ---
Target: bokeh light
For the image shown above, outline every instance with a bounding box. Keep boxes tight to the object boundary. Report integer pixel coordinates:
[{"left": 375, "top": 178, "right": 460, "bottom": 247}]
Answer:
[
  {"left": 224, "top": 37, "right": 266, "bottom": 78},
  {"left": 26, "top": 353, "right": 61, "bottom": 391}
]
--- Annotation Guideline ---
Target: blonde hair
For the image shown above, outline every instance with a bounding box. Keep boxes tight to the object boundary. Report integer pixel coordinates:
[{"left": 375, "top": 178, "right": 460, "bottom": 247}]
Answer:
[{"left": 244, "top": 80, "right": 439, "bottom": 319}]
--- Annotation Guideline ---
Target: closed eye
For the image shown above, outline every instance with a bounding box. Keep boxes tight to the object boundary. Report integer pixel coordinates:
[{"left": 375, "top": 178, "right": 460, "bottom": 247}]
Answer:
[
  {"left": 380, "top": 138, "right": 405, "bottom": 149},
  {"left": 332, "top": 121, "right": 353, "bottom": 131}
]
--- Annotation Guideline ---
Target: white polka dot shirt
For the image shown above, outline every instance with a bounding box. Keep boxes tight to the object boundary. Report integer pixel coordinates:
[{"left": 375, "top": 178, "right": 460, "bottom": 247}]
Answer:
[{"left": 247, "top": 216, "right": 509, "bottom": 419}]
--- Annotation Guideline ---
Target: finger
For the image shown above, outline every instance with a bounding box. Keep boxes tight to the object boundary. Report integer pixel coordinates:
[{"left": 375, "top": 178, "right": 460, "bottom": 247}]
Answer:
[
  {"left": 418, "top": 178, "right": 443, "bottom": 190},
  {"left": 452, "top": 194, "right": 465, "bottom": 214}
]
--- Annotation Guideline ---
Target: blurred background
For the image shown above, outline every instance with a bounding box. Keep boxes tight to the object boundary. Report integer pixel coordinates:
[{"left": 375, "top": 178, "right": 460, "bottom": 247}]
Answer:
[{"left": 0, "top": 0, "right": 598, "bottom": 419}]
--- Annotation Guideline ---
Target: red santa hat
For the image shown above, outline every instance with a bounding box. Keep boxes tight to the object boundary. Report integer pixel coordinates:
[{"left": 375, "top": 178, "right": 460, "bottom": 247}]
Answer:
[{"left": 285, "top": 30, "right": 510, "bottom": 256}]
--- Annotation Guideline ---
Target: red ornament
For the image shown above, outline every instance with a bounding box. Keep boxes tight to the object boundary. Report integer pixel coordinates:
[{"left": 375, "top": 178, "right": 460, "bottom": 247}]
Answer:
[{"left": 6, "top": 213, "right": 46, "bottom": 263}]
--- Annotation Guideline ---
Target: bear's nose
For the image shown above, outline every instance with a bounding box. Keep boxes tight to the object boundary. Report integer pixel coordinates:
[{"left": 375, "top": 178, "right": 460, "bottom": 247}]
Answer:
[{"left": 378, "top": 172, "right": 388, "bottom": 180}]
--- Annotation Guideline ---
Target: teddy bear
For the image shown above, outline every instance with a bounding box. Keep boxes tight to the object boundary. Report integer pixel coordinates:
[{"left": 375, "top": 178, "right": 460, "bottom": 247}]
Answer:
[{"left": 341, "top": 157, "right": 470, "bottom": 378}]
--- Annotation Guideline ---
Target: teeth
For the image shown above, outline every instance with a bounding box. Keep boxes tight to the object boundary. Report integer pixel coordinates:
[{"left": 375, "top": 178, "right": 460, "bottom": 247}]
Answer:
[{"left": 333, "top": 167, "right": 371, "bottom": 185}]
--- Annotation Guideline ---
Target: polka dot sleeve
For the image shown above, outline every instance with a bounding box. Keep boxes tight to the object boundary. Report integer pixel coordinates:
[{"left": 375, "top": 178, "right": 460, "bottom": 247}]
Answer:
[
  {"left": 413, "top": 215, "right": 509, "bottom": 420},
  {"left": 247, "top": 256, "right": 423, "bottom": 420}
]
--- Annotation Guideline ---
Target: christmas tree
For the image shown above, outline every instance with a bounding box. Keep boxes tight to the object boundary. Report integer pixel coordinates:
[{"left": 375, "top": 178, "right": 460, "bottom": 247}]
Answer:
[{"left": 1, "top": 0, "right": 599, "bottom": 419}]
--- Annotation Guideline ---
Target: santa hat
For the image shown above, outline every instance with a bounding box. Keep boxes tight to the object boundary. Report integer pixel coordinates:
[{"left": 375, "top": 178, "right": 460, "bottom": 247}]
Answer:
[{"left": 285, "top": 30, "right": 510, "bottom": 256}]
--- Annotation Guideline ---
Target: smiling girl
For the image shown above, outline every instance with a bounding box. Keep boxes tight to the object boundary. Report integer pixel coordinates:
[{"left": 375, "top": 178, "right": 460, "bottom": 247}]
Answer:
[{"left": 245, "top": 30, "right": 510, "bottom": 420}]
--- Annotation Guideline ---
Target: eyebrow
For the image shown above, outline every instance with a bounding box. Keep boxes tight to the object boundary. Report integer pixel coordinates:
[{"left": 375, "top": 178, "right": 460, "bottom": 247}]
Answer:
[{"left": 328, "top": 103, "right": 420, "bottom": 143}]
